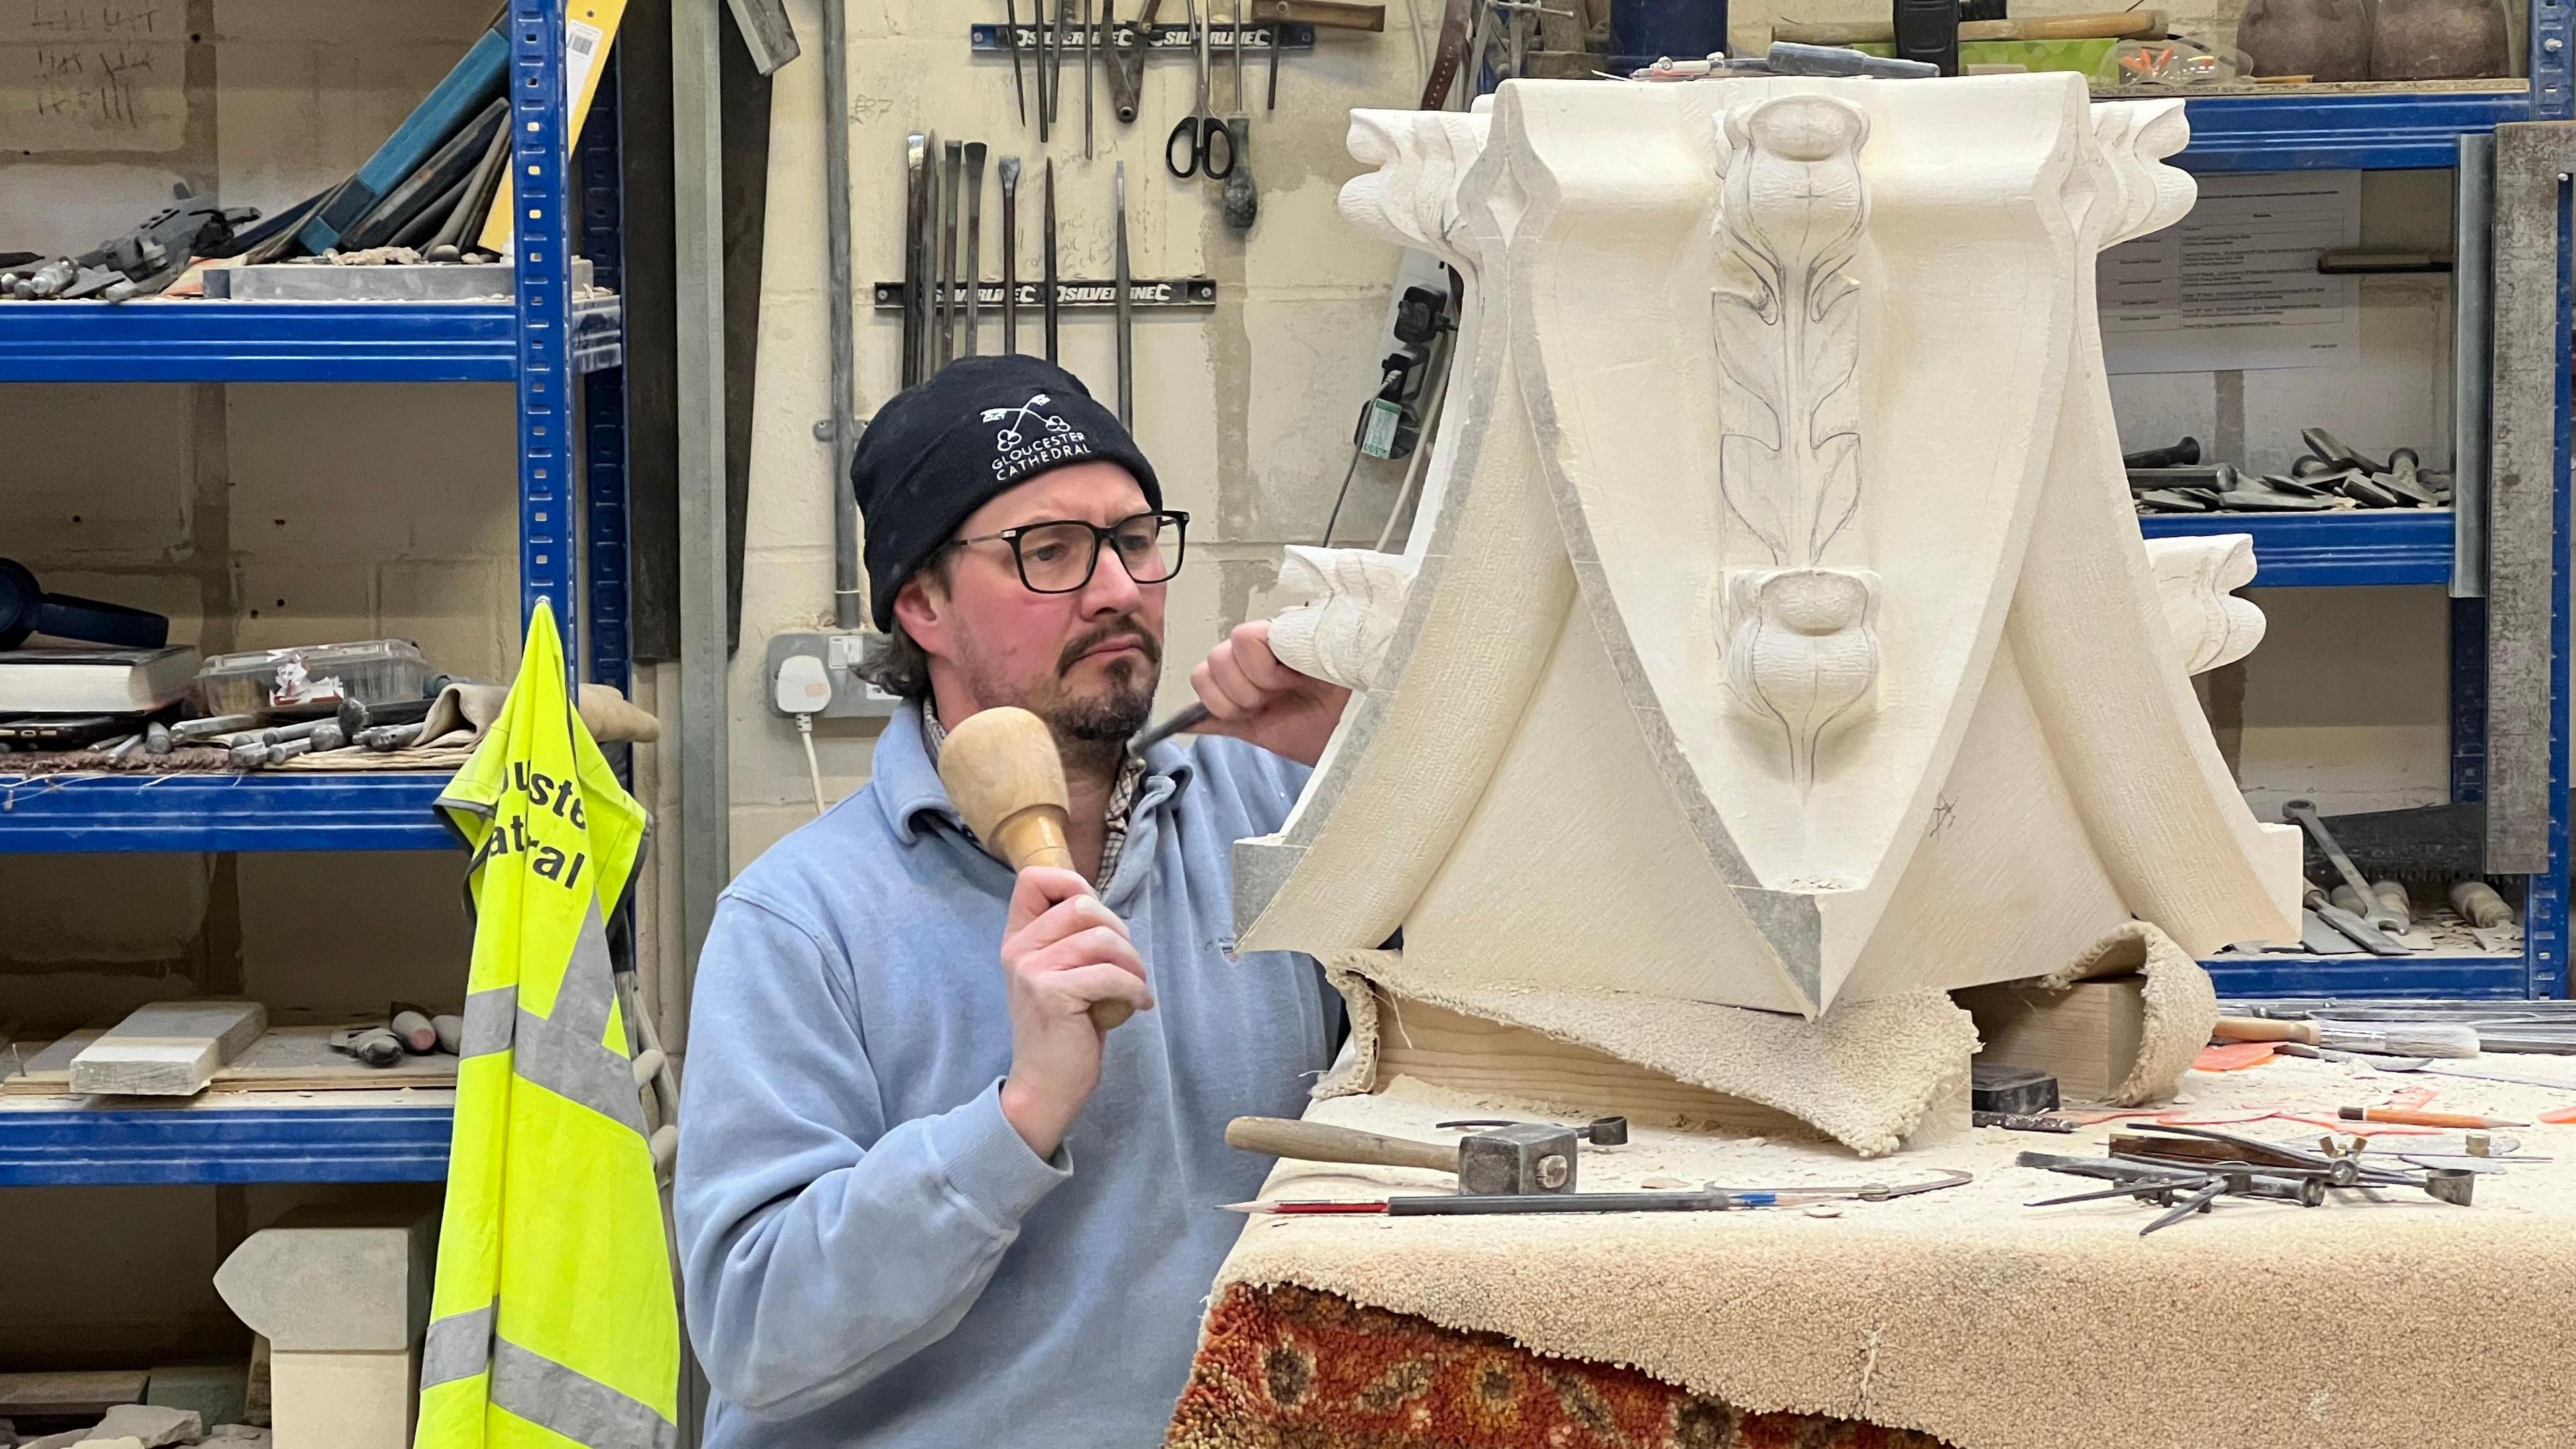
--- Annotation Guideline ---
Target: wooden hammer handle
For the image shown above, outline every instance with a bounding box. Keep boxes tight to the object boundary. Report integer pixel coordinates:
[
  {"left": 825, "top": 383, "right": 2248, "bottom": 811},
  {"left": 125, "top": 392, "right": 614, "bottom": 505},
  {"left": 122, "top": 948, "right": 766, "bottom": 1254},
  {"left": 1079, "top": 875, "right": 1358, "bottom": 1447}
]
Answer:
[
  {"left": 1226, "top": 1116, "right": 1460, "bottom": 1173},
  {"left": 2211, "top": 1017, "right": 2322, "bottom": 1045},
  {"left": 996, "top": 810, "right": 1133, "bottom": 1032}
]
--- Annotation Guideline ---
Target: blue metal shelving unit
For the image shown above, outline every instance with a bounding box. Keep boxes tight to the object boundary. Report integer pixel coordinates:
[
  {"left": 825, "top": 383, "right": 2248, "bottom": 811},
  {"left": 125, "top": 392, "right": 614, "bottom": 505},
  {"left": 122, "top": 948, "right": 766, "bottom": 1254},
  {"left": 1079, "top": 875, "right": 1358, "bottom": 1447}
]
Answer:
[
  {"left": 2137, "top": 511, "right": 2457, "bottom": 588},
  {"left": 2175, "top": 87, "right": 2534, "bottom": 172},
  {"left": 0, "top": 299, "right": 622, "bottom": 384},
  {"left": 0, "top": 0, "right": 621, "bottom": 1183},
  {"left": 0, "top": 773, "right": 453, "bottom": 853},
  {"left": 2147, "top": 58, "right": 2572, "bottom": 1001},
  {"left": 0, "top": 1102, "right": 452, "bottom": 1187}
]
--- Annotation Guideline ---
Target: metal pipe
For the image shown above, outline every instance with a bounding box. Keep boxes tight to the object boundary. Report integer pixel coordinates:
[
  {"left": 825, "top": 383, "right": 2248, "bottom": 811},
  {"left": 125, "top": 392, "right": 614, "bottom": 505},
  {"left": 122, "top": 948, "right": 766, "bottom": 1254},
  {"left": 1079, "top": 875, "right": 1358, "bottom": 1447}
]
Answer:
[
  {"left": 824, "top": 0, "right": 862, "bottom": 628},
  {"left": 675, "top": 0, "right": 732, "bottom": 1016},
  {"left": 2451, "top": 131, "right": 2494, "bottom": 600}
]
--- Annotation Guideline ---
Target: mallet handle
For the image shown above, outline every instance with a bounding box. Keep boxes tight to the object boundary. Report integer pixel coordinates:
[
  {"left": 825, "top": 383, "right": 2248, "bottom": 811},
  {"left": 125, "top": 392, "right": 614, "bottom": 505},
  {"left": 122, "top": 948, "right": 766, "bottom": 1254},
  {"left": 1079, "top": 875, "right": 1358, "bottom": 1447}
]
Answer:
[
  {"left": 996, "top": 806, "right": 1132, "bottom": 1032},
  {"left": 1226, "top": 1116, "right": 1459, "bottom": 1174}
]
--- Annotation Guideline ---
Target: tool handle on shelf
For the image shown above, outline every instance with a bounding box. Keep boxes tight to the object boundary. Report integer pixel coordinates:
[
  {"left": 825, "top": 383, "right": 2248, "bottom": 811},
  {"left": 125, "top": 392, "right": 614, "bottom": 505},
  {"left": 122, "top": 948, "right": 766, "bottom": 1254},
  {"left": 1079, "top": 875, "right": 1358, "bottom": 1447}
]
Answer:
[
  {"left": 1226, "top": 1116, "right": 1459, "bottom": 1173},
  {"left": 2210, "top": 1017, "right": 2322, "bottom": 1045},
  {"left": 2341, "top": 1106, "right": 2526, "bottom": 1128}
]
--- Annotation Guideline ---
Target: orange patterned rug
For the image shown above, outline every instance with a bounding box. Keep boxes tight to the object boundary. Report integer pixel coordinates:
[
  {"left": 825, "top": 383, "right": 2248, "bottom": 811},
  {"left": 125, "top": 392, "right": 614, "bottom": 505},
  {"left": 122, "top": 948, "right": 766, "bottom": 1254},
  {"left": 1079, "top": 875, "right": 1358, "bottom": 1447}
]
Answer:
[{"left": 1169, "top": 1282, "right": 1957, "bottom": 1449}]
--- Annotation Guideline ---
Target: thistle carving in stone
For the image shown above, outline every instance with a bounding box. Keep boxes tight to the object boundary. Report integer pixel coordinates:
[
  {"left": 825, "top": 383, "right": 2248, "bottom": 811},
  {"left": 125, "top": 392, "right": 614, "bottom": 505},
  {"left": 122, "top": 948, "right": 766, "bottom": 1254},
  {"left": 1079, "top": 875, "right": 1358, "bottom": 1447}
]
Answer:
[{"left": 1710, "top": 93, "right": 1882, "bottom": 787}]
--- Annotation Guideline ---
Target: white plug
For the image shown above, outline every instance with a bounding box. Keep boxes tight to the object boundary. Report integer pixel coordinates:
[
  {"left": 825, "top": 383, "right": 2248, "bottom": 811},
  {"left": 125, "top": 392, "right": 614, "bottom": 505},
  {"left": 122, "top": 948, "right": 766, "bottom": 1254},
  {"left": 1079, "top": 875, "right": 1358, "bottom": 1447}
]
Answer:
[
  {"left": 774, "top": 653, "right": 832, "bottom": 716},
  {"left": 774, "top": 654, "right": 833, "bottom": 815}
]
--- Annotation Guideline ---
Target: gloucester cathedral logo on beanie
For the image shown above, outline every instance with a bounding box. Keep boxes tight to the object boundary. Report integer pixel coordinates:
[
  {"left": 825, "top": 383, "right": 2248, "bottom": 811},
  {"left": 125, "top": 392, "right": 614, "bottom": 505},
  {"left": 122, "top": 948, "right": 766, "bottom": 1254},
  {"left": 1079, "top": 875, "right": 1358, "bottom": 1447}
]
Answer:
[
  {"left": 851, "top": 355, "right": 1161, "bottom": 629},
  {"left": 979, "top": 392, "right": 1093, "bottom": 481}
]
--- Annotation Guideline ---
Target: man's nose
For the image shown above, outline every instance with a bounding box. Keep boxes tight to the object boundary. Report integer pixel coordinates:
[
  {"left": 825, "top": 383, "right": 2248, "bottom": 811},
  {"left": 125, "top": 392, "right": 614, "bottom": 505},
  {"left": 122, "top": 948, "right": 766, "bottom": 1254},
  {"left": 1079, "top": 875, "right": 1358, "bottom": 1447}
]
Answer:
[{"left": 1078, "top": 543, "right": 1147, "bottom": 615}]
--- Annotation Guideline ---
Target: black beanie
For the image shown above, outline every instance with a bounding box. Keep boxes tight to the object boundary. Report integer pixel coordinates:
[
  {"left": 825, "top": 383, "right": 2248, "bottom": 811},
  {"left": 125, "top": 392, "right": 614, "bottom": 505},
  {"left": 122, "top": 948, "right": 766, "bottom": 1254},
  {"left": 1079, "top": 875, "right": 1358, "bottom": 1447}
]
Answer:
[{"left": 851, "top": 355, "right": 1163, "bottom": 629}]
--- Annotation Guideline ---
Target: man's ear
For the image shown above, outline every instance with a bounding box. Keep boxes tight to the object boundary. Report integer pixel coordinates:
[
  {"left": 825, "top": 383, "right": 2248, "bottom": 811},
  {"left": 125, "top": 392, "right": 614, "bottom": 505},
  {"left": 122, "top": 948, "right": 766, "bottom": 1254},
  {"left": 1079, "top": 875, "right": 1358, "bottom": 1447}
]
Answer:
[{"left": 891, "top": 572, "right": 947, "bottom": 653}]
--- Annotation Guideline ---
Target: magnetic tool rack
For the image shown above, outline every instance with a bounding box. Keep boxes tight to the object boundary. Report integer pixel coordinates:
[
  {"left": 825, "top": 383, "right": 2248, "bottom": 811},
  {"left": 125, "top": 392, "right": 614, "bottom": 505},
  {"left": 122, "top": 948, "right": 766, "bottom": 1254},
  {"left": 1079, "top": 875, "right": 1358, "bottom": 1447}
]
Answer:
[
  {"left": 2141, "top": 76, "right": 2573, "bottom": 1002},
  {"left": 969, "top": 21, "right": 1320, "bottom": 54},
  {"left": 0, "top": 0, "right": 626, "bottom": 1186}
]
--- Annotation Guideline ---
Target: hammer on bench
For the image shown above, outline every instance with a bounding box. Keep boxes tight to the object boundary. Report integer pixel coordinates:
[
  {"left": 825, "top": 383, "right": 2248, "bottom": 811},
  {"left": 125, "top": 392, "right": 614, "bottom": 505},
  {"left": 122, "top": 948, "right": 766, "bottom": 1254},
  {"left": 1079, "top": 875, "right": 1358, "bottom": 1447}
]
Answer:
[{"left": 1226, "top": 1116, "right": 1623, "bottom": 1196}]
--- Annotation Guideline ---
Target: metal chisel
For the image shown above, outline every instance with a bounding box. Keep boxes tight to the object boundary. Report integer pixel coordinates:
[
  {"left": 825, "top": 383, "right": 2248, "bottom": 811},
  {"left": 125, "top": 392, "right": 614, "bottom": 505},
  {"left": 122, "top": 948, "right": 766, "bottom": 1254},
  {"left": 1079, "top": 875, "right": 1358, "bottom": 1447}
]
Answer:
[
  {"left": 1000, "top": 156, "right": 1022, "bottom": 354},
  {"left": 902, "top": 132, "right": 928, "bottom": 385},
  {"left": 963, "top": 142, "right": 987, "bottom": 358},
  {"left": 939, "top": 139, "right": 963, "bottom": 369},
  {"left": 917, "top": 129, "right": 943, "bottom": 382},
  {"left": 1043, "top": 159, "right": 1061, "bottom": 363},
  {"left": 1128, "top": 702, "right": 1210, "bottom": 761},
  {"left": 1006, "top": 0, "right": 1029, "bottom": 125},
  {"left": 1115, "top": 160, "right": 1134, "bottom": 427},
  {"left": 1053, "top": 0, "right": 1075, "bottom": 125}
]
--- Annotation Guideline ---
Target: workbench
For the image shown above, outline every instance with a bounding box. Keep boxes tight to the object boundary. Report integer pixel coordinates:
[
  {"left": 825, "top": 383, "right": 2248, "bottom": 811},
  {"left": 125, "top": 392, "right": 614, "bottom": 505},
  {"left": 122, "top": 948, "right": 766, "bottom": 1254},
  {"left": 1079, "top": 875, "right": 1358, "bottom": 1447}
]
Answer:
[{"left": 1177, "top": 1054, "right": 2576, "bottom": 1448}]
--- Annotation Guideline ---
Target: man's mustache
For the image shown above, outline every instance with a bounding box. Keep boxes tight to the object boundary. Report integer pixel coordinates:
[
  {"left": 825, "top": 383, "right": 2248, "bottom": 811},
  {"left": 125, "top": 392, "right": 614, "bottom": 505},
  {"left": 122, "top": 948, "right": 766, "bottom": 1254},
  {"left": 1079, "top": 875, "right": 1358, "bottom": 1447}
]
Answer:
[{"left": 1058, "top": 621, "right": 1161, "bottom": 676}]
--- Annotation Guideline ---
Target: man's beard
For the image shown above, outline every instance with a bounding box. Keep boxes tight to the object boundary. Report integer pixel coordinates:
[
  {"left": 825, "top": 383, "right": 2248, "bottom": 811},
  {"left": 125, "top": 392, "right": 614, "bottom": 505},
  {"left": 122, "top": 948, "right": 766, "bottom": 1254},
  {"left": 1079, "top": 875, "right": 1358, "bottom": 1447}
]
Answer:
[{"left": 957, "top": 616, "right": 1160, "bottom": 775}]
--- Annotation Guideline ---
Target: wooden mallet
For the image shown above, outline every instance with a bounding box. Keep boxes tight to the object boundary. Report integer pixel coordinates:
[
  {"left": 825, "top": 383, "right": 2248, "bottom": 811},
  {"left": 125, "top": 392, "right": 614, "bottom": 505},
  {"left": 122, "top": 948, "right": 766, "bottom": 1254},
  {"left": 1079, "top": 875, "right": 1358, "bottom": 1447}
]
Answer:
[{"left": 938, "top": 706, "right": 1136, "bottom": 1032}]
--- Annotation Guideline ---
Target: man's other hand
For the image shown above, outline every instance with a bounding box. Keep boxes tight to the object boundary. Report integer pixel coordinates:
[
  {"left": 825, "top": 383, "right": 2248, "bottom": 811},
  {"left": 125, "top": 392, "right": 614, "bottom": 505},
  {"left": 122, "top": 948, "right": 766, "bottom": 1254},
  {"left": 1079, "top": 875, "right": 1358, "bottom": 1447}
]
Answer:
[
  {"left": 1187, "top": 621, "right": 1350, "bottom": 767},
  {"left": 996, "top": 866, "right": 1154, "bottom": 1158}
]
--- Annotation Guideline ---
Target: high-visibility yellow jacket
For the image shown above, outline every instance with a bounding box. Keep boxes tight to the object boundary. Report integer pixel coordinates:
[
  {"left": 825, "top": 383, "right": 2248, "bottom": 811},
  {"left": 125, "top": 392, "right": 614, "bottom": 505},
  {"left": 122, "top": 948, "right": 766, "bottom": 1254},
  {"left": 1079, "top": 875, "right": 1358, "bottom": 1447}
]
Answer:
[{"left": 419, "top": 600, "right": 679, "bottom": 1449}]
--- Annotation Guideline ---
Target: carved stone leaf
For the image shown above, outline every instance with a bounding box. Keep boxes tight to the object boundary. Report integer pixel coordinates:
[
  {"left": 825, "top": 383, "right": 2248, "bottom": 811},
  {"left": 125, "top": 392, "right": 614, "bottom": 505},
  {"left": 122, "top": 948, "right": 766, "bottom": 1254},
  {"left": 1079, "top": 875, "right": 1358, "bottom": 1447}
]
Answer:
[
  {"left": 1713, "top": 273, "right": 1793, "bottom": 564},
  {"left": 1709, "top": 95, "right": 1872, "bottom": 570},
  {"left": 1805, "top": 273, "right": 1864, "bottom": 557}
]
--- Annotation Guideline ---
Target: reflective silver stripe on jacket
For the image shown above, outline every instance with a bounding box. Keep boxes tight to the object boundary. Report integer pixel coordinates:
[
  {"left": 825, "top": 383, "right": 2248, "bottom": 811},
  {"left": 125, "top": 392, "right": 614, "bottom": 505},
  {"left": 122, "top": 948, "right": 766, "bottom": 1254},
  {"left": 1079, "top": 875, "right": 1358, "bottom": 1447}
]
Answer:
[
  {"left": 453, "top": 912, "right": 647, "bottom": 1133},
  {"left": 490, "top": 1338, "right": 680, "bottom": 1449}
]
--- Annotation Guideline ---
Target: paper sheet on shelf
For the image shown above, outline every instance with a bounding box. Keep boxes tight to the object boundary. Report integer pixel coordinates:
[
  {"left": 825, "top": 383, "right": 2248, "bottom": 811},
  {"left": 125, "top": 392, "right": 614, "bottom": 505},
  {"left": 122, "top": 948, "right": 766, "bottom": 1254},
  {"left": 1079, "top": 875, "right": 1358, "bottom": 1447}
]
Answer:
[{"left": 2100, "top": 170, "right": 2363, "bottom": 374}]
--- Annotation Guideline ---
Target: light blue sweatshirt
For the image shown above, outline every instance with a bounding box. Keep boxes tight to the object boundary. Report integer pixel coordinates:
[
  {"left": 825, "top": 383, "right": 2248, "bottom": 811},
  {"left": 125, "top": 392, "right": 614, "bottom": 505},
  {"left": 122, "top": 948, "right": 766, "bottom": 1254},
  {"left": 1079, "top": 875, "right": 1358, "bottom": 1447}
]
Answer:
[{"left": 674, "top": 704, "right": 1342, "bottom": 1448}]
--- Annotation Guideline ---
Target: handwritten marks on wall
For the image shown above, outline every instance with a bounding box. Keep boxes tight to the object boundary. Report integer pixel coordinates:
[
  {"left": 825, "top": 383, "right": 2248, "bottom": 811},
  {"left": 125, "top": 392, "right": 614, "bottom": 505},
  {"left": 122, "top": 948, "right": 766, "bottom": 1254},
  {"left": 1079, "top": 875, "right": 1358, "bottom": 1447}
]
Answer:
[{"left": 2, "top": 1, "right": 186, "bottom": 152}]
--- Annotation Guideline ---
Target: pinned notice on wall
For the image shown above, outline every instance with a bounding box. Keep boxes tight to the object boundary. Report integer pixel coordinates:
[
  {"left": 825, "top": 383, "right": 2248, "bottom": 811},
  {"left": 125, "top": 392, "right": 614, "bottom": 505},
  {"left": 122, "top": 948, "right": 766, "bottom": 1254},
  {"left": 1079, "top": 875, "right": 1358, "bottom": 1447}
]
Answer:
[{"left": 2099, "top": 171, "right": 2362, "bottom": 374}]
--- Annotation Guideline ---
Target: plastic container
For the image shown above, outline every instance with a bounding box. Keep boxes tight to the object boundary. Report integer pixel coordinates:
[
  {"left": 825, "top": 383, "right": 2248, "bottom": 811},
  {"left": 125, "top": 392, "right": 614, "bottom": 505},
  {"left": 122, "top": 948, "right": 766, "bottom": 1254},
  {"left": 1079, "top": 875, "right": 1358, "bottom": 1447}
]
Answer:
[{"left": 192, "top": 639, "right": 435, "bottom": 718}]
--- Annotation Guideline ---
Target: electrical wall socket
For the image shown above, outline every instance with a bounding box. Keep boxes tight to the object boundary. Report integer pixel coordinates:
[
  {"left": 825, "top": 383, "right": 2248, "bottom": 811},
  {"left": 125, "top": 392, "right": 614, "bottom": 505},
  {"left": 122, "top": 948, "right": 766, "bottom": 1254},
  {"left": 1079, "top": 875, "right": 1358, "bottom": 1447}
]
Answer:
[{"left": 765, "top": 629, "right": 904, "bottom": 719}]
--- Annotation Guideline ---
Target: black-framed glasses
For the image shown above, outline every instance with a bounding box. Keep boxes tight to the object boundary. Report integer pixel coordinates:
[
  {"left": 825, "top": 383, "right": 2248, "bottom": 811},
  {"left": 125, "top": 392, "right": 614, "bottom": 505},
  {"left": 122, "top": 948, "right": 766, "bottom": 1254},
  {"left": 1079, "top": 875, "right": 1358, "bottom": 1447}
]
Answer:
[{"left": 947, "top": 510, "right": 1191, "bottom": 594}]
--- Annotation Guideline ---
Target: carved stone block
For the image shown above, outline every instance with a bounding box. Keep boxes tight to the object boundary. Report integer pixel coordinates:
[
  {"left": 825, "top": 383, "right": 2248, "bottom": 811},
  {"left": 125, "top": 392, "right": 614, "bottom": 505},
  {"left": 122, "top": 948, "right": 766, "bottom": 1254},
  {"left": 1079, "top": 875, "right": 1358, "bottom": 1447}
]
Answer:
[{"left": 1238, "top": 76, "right": 2297, "bottom": 1021}]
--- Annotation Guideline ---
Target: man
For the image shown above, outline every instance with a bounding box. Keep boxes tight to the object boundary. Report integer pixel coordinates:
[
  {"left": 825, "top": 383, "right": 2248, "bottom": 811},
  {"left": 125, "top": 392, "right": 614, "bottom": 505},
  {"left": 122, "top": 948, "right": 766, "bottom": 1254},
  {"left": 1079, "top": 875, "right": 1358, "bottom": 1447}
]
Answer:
[{"left": 675, "top": 356, "right": 1351, "bottom": 1448}]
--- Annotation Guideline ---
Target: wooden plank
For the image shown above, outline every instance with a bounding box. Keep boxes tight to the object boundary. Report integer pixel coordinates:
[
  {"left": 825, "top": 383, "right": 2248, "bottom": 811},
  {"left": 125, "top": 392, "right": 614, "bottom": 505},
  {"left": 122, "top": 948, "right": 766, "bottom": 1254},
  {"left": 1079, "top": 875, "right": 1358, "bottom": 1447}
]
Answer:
[
  {"left": 1954, "top": 975, "right": 2147, "bottom": 1105},
  {"left": 2483, "top": 121, "right": 2573, "bottom": 873},
  {"left": 1774, "top": 9, "right": 2164, "bottom": 43},
  {"left": 69, "top": 1001, "right": 267, "bottom": 1096},
  {"left": 0, "top": 1368, "right": 152, "bottom": 1417},
  {"left": 1371, "top": 990, "right": 1821, "bottom": 1138},
  {"left": 1250, "top": 0, "right": 1387, "bottom": 30}
]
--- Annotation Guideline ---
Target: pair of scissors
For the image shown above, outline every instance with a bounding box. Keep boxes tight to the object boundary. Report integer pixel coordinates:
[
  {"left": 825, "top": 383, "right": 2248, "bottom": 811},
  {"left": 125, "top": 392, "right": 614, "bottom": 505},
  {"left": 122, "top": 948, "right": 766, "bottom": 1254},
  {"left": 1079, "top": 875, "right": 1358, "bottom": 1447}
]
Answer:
[{"left": 1165, "top": 0, "right": 1234, "bottom": 179}]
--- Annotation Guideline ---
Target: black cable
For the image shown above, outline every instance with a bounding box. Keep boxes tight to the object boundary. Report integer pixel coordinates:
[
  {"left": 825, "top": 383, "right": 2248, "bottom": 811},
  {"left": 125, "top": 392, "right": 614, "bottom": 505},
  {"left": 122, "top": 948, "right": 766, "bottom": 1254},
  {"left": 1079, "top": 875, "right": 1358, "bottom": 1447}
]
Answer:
[{"left": 1316, "top": 442, "right": 1365, "bottom": 547}]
